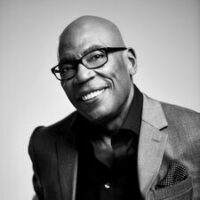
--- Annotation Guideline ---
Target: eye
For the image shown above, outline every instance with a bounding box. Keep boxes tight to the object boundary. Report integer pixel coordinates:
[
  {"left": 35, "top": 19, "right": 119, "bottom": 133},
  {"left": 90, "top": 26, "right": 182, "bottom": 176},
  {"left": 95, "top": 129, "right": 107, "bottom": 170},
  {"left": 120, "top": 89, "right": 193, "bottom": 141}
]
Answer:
[
  {"left": 86, "top": 50, "right": 106, "bottom": 63},
  {"left": 59, "top": 64, "right": 74, "bottom": 74}
]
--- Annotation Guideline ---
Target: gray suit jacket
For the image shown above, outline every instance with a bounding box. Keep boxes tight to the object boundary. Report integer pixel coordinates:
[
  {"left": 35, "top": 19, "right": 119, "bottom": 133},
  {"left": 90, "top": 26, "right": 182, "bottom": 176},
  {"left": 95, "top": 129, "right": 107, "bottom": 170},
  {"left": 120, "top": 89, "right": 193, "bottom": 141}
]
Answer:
[{"left": 29, "top": 94, "right": 200, "bottom": 200}]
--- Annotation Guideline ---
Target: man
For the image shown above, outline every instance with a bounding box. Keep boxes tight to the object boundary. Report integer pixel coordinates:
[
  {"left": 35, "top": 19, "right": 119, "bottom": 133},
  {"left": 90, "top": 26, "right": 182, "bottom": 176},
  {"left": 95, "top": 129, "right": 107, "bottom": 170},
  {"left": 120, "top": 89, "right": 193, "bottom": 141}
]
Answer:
[{"left": 29, "top": 16, "right": 200, "bottom": 200}]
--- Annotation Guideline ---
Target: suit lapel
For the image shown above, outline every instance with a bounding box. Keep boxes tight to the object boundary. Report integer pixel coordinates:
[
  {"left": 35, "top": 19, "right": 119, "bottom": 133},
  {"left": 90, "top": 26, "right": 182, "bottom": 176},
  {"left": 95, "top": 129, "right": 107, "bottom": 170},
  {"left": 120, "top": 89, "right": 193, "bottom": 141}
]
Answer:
[
  {"left": 56, "top": 123, "right": 78, "bottom": 200},
  {"left": 138, "top": 94, "right": 168, "bottom": 197}
]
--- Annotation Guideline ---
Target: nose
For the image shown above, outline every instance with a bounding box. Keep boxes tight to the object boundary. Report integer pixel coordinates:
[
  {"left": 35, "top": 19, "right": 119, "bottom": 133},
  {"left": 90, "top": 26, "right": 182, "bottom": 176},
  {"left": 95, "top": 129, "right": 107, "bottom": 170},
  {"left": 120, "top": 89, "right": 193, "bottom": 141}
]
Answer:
[{"left": 74, "top": 63, "right": 95, "bottom": 83}]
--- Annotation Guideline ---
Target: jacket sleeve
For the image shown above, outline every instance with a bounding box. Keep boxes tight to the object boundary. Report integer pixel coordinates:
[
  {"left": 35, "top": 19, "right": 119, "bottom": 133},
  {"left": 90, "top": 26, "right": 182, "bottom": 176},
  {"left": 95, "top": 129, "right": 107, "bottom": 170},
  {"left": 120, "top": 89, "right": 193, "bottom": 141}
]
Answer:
[{"left": 28, "top": 127, "right": 45, "bottom": 200}]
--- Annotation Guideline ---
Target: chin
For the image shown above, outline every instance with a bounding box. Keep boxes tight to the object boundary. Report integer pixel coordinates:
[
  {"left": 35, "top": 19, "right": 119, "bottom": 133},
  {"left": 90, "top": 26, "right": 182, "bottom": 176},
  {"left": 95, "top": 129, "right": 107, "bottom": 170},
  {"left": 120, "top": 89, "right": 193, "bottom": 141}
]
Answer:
[
  {"left": 85, "top": 112, "right": 105, "bottom": 123},
  {"left": 83, "top": 107, "right": 113, "bottom": 124}
]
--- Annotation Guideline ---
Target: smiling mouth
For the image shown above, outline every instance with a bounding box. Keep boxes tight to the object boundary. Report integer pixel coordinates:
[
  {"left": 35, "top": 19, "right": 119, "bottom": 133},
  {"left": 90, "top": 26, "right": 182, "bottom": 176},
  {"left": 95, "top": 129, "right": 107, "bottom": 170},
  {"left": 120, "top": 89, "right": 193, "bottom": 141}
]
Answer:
[{"left": 81, "top": 88, "right": 106, "bottom": 102}]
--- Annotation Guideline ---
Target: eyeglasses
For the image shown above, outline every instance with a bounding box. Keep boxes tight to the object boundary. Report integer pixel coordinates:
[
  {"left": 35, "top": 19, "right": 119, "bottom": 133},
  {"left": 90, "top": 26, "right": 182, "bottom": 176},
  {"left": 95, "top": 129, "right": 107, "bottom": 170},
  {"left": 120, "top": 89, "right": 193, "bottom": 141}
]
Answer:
[{"left": 51, "top": 47, "right": 127, "bottom": 80}]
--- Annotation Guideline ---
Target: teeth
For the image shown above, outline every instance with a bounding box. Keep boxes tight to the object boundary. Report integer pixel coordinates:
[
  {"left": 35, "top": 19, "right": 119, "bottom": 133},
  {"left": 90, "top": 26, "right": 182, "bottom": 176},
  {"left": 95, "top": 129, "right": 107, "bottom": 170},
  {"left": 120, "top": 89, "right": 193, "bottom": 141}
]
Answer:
[{"left": 82, "top": 89, "right": 105, "bottom": 101}]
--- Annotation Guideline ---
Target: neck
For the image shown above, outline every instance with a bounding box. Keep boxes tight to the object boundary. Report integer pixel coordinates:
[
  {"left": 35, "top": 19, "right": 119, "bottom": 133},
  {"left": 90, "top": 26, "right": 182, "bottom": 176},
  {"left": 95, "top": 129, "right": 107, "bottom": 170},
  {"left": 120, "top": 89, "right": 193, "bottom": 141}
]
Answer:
[{"left": 104, "top": 86, "right": 134, "bottom": 132}]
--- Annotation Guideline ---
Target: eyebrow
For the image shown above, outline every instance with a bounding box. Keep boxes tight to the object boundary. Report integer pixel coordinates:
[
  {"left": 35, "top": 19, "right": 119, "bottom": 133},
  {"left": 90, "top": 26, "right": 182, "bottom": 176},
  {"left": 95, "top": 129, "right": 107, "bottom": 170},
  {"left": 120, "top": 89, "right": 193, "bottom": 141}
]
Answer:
[
  {"left": 81, "top": 45, "right": 105, "bottom": 56},
  {"left": 59, "top": 44, "right": 105, "bottom": 65}
]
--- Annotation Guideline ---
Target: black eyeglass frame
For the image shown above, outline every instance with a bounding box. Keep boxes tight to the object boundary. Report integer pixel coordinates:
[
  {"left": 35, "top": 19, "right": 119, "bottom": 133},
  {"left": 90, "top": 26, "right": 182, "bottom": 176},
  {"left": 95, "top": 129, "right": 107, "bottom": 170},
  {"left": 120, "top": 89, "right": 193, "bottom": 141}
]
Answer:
[{"left": 51, "top": 47, "right": 127, "bottom": 81}]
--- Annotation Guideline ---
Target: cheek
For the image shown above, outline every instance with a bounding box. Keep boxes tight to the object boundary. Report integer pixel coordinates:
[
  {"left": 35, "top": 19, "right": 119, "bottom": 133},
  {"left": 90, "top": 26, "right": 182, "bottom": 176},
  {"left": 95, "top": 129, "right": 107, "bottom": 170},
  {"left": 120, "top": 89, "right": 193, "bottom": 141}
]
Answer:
[
  {"left": 61, "top": 81, "right": 74, "bottom": 101},
  {"left": 105, "top": 59, "right": 131, "bottom": 90}
]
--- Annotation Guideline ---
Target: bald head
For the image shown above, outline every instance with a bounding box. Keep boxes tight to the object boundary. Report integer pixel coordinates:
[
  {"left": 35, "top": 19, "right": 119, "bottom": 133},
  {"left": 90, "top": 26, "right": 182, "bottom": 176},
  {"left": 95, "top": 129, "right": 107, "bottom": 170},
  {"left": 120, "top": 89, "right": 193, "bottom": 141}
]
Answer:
[{"left": 58, "top": 16, "right": 126, "bottom": 58}]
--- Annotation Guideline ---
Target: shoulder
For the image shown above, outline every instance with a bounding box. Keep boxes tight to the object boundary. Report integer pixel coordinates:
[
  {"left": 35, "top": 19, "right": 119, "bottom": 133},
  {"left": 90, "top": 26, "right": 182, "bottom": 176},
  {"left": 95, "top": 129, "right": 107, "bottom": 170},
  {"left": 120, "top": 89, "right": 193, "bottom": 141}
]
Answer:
[
  {"left": 161, "top": 101, "right": 200, "bottom": 126},
  {"left": 143, "top": 93, "right": 200, "bottom": 131},
  {"left": 28, "top": 111, "right": 78, "bottom": 155},
  {"left": 31, "top": 111, "right": 77, "bottom": 140},
  {"left": 158, "top": 99, "right": 200, "bottom": 143},
  {"left": 144, "top": 93, "right": 200, "bottom": 121}
]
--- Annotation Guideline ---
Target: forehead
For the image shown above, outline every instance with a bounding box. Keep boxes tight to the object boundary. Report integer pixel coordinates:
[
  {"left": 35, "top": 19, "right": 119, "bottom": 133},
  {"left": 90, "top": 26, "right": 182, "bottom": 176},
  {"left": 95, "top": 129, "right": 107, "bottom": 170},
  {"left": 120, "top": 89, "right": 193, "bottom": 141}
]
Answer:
[
  {"left": 59, "top": 28, "right": 112, "bottom": 58},
  {"left": 58, "top": 20, "right": 124, "bottom": 60}
]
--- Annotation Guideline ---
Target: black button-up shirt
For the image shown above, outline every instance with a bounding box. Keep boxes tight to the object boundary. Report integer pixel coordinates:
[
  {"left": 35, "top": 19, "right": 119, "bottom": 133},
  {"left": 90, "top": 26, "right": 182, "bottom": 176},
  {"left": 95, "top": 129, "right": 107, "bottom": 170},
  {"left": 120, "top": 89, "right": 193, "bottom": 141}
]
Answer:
[{"left": 74, "top": 85, "right": 143, "bottom": 200}]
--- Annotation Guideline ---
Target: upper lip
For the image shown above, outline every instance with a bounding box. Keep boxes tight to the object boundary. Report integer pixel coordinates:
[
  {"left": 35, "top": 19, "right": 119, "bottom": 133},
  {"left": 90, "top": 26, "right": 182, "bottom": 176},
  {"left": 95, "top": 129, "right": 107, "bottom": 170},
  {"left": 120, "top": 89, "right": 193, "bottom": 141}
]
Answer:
[{"left": 77, "top": 86, "right": 108, "bottom": 100}]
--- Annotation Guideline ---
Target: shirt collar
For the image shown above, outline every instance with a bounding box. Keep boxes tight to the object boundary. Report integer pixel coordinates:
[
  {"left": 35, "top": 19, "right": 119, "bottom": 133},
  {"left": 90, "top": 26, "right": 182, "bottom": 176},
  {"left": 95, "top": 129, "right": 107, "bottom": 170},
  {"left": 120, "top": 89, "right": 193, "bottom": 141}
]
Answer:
[{"left": 120, "top": 85, "right": 143, "bottom": 135}]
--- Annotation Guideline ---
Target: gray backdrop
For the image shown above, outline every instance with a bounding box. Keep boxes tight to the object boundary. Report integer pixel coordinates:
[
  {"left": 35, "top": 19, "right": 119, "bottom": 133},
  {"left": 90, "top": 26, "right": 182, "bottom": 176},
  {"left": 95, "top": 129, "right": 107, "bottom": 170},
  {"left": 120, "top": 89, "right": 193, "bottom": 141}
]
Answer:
[{"left": 0, "top": 0, "right": 200, "bottom": 199}]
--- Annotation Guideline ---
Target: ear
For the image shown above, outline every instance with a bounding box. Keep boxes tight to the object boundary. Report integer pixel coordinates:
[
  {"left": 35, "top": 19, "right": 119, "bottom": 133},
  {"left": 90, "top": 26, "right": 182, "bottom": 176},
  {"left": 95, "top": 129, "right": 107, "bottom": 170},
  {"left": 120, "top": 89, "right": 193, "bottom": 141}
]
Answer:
[{"left": 127, "top": 48, "right": 137, "bottom": 76}]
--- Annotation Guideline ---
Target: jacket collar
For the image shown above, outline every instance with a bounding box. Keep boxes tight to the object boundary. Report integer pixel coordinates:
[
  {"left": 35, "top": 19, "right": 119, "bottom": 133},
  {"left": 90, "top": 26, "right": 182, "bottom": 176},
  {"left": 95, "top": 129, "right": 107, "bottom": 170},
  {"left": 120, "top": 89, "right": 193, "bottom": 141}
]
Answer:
[
  {"left": 56, "top": 113, "right": 78, "bottom": 200},
  {"left": 138, "top": 94, "right": 168, "bottom": 198},
  {"left": 142, "top": 94, "right": 168, "bottom": 129}
]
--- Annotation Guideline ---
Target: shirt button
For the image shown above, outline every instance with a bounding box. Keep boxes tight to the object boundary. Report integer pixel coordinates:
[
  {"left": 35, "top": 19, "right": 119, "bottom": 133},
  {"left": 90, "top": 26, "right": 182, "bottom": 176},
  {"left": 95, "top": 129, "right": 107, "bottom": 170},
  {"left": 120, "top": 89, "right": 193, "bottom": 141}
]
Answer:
[{"left": 104, "top": 183, "right": 111, "bottom": 189}]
